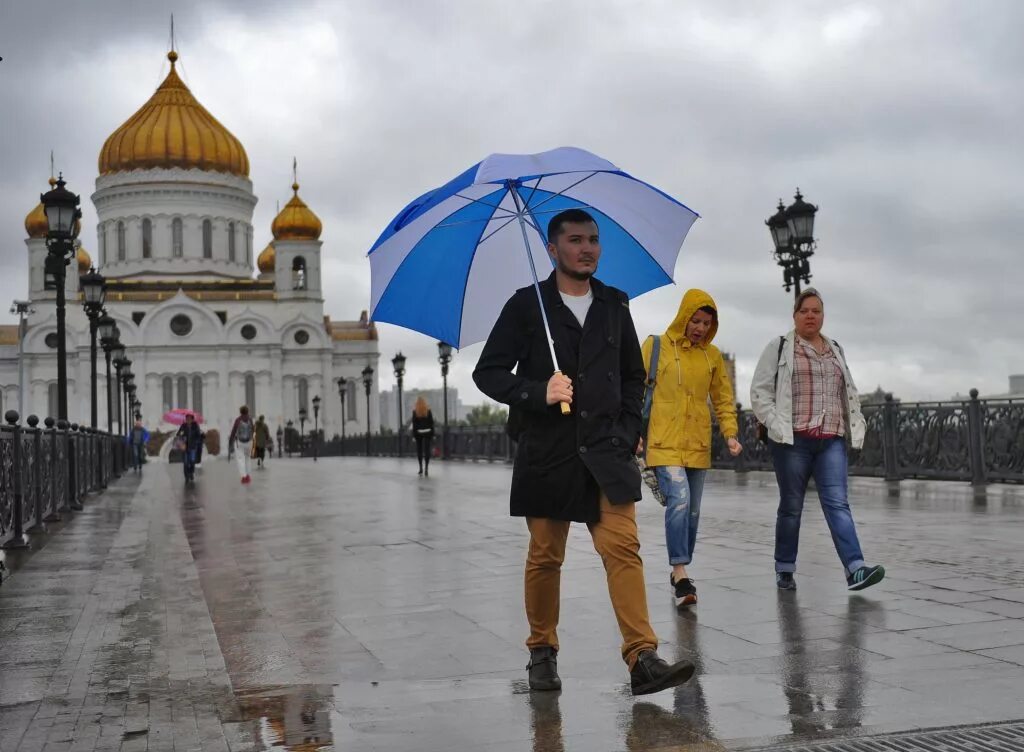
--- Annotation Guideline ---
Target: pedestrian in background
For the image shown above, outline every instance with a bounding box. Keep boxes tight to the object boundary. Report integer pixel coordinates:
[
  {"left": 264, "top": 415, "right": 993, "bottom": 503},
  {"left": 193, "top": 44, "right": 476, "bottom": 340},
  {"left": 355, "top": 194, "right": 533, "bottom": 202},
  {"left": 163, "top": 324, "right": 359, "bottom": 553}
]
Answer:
[
  {"left": 411, "top": 397, "right": 435, "bottom": 476},
  {"left": 176, "top": 413, "right": 203, "bottom": 484},
  {"left": 129, "top": 417, "right": 149, "bottom": 473},
  {"left": 641, "top": 289, "right": 742, "bottom": 608},
  {"left": 474, "top": 208, "right": 694, "bottom": 696},
  {"left": 254, "top": 415, "right": 271, "bottom": 468},
  {"left": 750, "top": 287, "right": 885, "bottom": 592},
  {"left": 229, "top": 406, "right": 254, "bottom": 484}
]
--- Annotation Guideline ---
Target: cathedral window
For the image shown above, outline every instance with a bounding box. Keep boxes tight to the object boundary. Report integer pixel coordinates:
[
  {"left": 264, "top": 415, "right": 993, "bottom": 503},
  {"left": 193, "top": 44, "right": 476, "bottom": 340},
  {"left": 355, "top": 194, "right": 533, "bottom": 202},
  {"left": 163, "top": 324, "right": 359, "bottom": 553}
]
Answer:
[
  {"left": 177, "top": 377, "right": 188, "bottom": 409},
  {"left": 100, "top": 226, "right": 107, "bottom": 266},
  {"left": 246, "top": 230, "right": 252, "bottom": 266},
  {"left": 294, "top": 330, "right": 310, "bottom": 345},
  {"left": 162, "top": 377, "right": 173, "bottom": 412},
  {"left": 193, "top": 376, "right": 204, "bottom": 416},
  {"left": 172, "top": 218, "right": 183, "bottom": 258},
  {"left": 245, "top": 374, "right": 256, "bottom": 413},
  {"left": 170, "top": 314, "right": 193, "bottom": 337},
  {"left": 47, "top": 383, "right": 58, "bottom": 419},
  {"left": 228, "top": 222, "right": 236, "bottom": 262},
  {"left": 241, "top": 324, "right": 257, "bottom": 341},
  {"left": 202, "top": 219, "right": 213, "bottom": 259},
  {"left": 346, "top": 380, "right": 357, "bottom": 418},
  {"left": 297, "top": 378, "right": 309, "bottom": 412},
  {"left": 117, "top": 221, "right": 126, "bottom": 261},
  {"left": 142, "top": 218, "right": 152, "bottom": 258},
  {"left": 292, "top": 256, "right": 307, "bottom": 290},
  {"left": 44, "top": 332, "right": 59, "bottom": 349}
]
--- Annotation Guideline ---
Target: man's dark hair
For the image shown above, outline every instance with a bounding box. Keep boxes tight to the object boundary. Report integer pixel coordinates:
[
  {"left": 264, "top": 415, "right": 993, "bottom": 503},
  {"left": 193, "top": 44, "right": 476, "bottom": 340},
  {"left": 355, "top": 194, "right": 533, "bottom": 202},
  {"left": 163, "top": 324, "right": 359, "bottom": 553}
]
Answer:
[{"left": 547, "top": 208, "right": 597, "bottom": 243}]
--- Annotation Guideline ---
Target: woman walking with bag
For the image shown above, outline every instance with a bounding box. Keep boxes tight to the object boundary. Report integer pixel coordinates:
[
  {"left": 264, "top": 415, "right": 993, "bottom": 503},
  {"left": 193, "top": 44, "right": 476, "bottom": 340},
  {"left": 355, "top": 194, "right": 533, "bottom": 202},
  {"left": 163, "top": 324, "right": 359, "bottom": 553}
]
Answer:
[
  {"left": 750, "top": 288, "right": 884, "bottom": 592},
  {"left": 411, "top": 397, "right": 435, "bottom": 476},
  {"left": 642, "top": 289, "right": 742, "bottom": 608}
]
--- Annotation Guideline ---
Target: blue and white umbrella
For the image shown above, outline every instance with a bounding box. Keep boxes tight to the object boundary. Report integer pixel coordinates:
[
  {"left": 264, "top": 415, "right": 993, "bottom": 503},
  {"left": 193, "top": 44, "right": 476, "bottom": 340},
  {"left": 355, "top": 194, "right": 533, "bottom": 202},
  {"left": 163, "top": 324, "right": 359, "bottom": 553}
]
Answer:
[{"left": 369, "top": 147, "right": 699, "bottom": 369}]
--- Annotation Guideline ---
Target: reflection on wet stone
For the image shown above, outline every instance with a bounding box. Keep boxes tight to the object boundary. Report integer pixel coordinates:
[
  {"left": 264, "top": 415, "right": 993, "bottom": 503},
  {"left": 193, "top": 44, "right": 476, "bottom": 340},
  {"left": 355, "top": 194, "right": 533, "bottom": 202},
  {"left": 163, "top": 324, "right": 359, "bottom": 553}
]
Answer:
[{"left": 233, "top": 685, "right": 334, "bottom": 752}]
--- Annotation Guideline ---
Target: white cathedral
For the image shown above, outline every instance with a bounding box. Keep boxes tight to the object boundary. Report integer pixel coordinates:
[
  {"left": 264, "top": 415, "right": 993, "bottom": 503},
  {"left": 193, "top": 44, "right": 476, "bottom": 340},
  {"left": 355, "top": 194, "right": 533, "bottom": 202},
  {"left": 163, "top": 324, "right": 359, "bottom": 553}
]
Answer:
[{"left": 0, "top": 50, "right": 381, "bottom": 448}]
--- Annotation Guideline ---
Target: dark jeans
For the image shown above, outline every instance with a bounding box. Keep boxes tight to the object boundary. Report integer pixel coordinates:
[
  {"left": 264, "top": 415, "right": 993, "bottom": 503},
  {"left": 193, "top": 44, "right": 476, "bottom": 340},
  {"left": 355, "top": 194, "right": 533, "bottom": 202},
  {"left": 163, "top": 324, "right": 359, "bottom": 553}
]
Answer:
[
  {"left": 415, "top": 436, "right": 431, "bottom": 468},
  {"left": 183, "top": 448, "right": 198, "bottom": 480},
  {"left": 770, "top": 436, "right": 865, "bottom": 575},
  {"left": 131, "top": 444, "right": 145, "bottom": 471}
]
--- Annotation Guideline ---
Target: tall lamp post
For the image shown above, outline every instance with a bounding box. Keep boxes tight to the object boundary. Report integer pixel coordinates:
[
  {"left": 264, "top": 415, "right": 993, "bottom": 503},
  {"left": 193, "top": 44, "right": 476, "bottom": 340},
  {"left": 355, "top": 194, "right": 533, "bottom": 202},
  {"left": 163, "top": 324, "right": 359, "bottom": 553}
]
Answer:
[
  {"left": 80, "top": 269, "right": 106, "bottom": 428},
  {"left": 437, "top": 341, "right": 453, "bottom": 460},
  {"left": 112, "top": 351, "right": 127, "bottom": 436},
  {"left": 336, "top": 377, "right": 348, "bottom": 455},
  {"left": 361, "top": 365, "right": 374, "bottom": 457},
  {"left": 10, "top": 301, "right": 35, "bottom": 419},
  {"left": 766, "top": 189, "right": 818, "bottom": 299},
  {"left": 99, "top": 318, "right": 119, "bottom": 434},
  {"left": 392, "top": 352, "right": 406, "bottom": 456},
  {"left": 121, "top": 362, "right": 133, "bottom": 436},
  {"left": 40, "top": 175, "right": 82, "bottom": 420},
  {"left": 311, "top": 395, "right": 321, "bottom": 462}
]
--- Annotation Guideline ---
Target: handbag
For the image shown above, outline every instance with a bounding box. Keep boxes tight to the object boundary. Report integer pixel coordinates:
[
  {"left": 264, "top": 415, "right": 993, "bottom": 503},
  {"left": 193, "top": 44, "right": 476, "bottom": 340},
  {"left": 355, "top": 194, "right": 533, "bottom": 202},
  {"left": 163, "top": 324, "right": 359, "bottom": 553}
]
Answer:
[
  {"left": 636, "top": 335, "right": 666, "bottom": 506},
  {"left": 756, "top": 336, "right": 786, "bottom": 443}
]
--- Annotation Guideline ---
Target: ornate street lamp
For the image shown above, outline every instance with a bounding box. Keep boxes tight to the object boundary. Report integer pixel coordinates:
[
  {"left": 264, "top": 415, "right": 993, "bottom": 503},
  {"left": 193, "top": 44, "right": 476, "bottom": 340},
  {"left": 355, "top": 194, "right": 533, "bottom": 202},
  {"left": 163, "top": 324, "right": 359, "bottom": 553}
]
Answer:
[
  {"left": 336, "top": 376, "right": 348, "bottom": 455},
  {"left": 41, "top": 175, "right": 82, "bottom": 420},
  {"left": 112, "top": 349, "right": 128, "bottom": 436},
  {"left": 437, "top": 341, "right": 453, "bottom": 460},
  {"left": 311, "top": 394, "right": 321, "bottom": 462},
  {"left": 132, "top": 398, "right": 142, "bottom": 421},
  {"left": 362, "top": 365, "right": 374, "bottom": 457},
  {"left": 120, "top": 361, "right": 133, "bottom": 437},
  {"left": 766, "top": 189, "right": 818, "bottom": 299},
  {"left": 80, "top": 268, "right": 106, "bottom": 428},
  {"left": 391, "top": 352, "right": 406, "bottom": 456},
  {"left": 99, "top": 316, "right": 118, "bottom": 434}
]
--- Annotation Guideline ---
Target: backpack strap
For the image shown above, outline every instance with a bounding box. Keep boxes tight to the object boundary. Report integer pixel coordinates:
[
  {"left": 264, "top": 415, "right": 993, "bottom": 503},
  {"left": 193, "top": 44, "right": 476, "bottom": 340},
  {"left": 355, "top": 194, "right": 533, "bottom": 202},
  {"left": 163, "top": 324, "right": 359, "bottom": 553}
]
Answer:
[
  {"left": 772, "top": 335, "right": 785, "bottom": 390},
  {"left": 639, "top": 335, "right": 661, "bottom": 457}
]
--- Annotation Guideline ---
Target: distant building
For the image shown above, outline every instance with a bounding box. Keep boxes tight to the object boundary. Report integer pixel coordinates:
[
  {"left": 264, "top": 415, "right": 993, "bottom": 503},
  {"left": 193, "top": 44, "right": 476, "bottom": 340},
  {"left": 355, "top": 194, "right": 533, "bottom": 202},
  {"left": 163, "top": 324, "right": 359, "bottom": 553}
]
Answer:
[
  {"left": 860, "top": 386, "right": 897, "bottom": 405},
  {"left": 379, "top": 386, "right": 461, "bottom": 432},
  {"left": 974, "top": 375, "right": 1024, "bottom": 400}
]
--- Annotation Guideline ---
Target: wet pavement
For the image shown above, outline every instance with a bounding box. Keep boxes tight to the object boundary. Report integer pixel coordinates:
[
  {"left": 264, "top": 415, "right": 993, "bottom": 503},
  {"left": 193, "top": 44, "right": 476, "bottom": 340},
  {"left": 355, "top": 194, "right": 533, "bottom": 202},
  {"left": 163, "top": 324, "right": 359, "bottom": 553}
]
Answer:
[{"left": 2, "top": 457, "right": 1024, "bottom": 751}]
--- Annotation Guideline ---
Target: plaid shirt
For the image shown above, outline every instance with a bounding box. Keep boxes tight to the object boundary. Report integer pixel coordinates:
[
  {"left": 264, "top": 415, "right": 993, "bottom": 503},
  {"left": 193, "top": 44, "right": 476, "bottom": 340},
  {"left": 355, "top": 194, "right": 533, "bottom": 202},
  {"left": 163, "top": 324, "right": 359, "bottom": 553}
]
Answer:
[{"left": 791, "top": 337, "right": 846, "bottom": 437}]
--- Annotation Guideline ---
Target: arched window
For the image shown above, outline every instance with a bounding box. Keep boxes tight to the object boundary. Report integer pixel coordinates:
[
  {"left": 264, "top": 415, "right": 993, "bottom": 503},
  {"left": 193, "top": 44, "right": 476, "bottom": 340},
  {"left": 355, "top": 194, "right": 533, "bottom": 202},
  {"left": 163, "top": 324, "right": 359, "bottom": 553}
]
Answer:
[
  {"left": 162, "top": 377, "right": 173, "bottom": 412},
  {"left": 117, "top": 221, "right": 126, "bottom": 261},
  {"left": 172, "top": 218, "right": 183, "bottom": 258},
  {"left": 228, "top": 222, "right": 236, "bottom": 262},
  {"left": 346, "top": 380, "right": 357, "bottom": 418},
  {"left": 246, "top": 229, "right": 252, "bottom": 266},
  {"left": 47, "top": 383, "right": 59, "bottom": 419},
  {"left": 100, "top": 225, "right": 107, "bottom": 265},
  {"left": 244, "top": 374, "right": 256, "bottom": 413},
  {"left": 202, "top": 219, "right": 212, "bottom": 258},
  {"left": 142, "top": 218, "right": 152, "bottom": 258},
  {"left": 177, "top": 376, "right": 188, "bottom": 408},
  {"left": 192, "top": 376, "right": 203, "bottom": 416},
  {"left": 297, "top": 377, "right": 309, "bottom": 413},
  {"left": 292, "top": 256, "right": 307, "bottom": 290}
]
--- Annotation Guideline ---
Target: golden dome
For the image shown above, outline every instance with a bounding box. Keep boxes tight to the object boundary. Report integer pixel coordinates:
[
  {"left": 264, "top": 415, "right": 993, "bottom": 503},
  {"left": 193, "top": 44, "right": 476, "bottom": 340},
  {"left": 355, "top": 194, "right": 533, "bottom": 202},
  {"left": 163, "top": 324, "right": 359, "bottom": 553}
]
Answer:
[
  {"left": 77, "top": 246, "right": 92, "bottom": 274},
  {"left": 257, "top": 242, "right": 275, "bottom": 273},
  {"left": 271, "top": 183, "right": 322, "bottom": 240},
  {"left": 24, "top": 176, "right": 57, "bottom": 238},
  {"left": 98, "top": 51, "right": 249, "bottom": 177}
]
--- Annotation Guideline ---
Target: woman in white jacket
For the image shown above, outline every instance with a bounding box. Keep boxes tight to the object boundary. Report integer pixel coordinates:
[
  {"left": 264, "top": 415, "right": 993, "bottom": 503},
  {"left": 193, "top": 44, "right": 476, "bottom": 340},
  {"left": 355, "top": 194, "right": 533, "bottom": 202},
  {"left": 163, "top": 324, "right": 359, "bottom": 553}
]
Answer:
[{"left": 750, "top": 288, "right": 884, "bottom": 592}]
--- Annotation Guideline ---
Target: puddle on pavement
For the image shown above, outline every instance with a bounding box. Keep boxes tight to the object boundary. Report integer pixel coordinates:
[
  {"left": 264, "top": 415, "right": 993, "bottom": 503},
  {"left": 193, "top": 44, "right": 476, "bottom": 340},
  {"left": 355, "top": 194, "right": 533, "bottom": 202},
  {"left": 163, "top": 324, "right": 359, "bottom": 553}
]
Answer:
[{"left": 234, "top": 685, "right": 335, "bottom": 751}]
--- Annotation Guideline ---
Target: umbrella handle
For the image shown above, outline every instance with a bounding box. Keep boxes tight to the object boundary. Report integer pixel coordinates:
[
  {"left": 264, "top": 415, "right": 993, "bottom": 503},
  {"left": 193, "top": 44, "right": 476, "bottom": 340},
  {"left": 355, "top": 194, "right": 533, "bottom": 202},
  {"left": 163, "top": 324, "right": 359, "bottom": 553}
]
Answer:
[{"left": 554, "top": 370, "right": 571, "bottom": 416}]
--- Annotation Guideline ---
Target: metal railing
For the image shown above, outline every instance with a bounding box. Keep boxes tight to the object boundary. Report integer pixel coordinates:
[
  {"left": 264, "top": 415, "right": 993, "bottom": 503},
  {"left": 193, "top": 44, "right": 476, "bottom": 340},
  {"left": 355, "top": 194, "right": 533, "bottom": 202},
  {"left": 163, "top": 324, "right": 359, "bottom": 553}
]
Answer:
[
  {"left": 300, "top": 391, "right": 1024, "bottom": 485},
  {"left": 1, "top": 410, "right": 128, "bottom": 550}
]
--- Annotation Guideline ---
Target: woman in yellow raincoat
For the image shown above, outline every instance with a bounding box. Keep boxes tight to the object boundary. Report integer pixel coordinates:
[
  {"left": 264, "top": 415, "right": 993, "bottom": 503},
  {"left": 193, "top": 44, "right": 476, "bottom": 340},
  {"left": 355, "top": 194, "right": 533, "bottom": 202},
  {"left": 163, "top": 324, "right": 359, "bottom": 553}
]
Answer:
[{"left": 642, "top": 289, "right": 742, "bottom": 607}]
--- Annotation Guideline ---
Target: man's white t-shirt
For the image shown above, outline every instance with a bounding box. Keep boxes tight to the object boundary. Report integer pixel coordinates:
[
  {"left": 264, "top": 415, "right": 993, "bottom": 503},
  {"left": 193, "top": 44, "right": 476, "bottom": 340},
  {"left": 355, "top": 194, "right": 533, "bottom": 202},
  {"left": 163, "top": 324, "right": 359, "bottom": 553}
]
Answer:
[{"left": 560, "top": 288, "right": 593, "bottom": 327}]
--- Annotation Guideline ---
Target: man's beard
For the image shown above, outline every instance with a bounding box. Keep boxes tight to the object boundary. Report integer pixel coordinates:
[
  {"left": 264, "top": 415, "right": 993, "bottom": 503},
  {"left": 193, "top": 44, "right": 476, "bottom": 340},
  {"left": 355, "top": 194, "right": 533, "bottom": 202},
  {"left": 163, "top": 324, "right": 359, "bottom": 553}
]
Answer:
[{"left": 557, "top": 258, "right": 596, "bottom": 281}]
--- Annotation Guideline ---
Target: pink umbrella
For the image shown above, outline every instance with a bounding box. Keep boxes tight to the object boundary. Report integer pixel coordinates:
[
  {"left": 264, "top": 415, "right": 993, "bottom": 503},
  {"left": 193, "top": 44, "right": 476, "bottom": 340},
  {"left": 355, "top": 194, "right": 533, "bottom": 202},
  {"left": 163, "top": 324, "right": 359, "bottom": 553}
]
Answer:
[{"left": 162, "top": 408, "right": 204, "bottom": 425}]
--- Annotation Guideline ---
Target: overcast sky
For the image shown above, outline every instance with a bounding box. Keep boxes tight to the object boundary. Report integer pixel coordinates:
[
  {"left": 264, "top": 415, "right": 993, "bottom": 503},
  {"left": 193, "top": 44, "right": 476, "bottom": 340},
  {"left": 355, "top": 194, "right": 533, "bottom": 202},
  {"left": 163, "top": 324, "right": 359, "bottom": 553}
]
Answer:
[{"left": 1, "top": 0, "right": 1021, "bottom": 407}]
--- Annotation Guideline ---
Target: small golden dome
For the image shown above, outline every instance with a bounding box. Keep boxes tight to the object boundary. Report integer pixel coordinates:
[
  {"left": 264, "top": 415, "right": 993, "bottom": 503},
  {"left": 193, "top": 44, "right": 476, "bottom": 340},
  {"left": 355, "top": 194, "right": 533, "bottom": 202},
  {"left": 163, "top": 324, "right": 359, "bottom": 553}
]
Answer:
[
  {"left": 257, "top": 242, "right": 275, "bottom": 273},
  {"left": 25, "top": 202, "right": 48, "bottom": 238},
  {"left": 77, "top": 246, "right": 92, "bottom": 274},
  {"left": 98, "top": 51, "right": 249, "bottom": 177},
  {"left": 271, "top": 183, "right": 322, "bottom": 240}
]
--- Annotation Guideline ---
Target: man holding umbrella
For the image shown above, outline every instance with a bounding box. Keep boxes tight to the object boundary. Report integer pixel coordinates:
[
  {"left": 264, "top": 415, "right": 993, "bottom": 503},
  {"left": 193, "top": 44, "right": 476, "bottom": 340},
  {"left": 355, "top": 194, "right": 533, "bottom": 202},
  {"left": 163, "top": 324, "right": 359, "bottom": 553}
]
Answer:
[{"left": 474, "top": 208, "right": 695, "bottom": 695}]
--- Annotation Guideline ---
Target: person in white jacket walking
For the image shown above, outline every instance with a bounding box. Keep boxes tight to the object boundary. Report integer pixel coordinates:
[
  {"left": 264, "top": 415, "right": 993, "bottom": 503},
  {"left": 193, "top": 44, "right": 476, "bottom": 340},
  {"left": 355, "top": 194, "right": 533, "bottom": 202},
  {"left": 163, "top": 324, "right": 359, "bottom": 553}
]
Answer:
[{"left": 750, "top": 288, "right": 885, "bottom": 592}]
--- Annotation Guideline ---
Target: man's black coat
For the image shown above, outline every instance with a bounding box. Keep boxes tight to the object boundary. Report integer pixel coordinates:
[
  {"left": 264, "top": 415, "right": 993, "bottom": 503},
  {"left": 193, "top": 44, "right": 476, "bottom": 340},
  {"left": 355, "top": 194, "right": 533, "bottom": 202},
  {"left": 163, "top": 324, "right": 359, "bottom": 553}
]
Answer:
[{"left": 473, "top": 272, "right": 646, "bottom": 523}]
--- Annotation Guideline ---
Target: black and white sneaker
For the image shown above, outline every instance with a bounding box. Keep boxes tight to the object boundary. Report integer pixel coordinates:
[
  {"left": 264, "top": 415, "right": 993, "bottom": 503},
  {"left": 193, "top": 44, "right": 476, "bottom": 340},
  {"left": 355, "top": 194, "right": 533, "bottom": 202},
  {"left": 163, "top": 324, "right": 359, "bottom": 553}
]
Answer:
[
  {"left": 847, "top": 565, "right": 885, "bottom": 591},
  {"left": 671, "top": 574, "right": 697, "bottom": 607}
]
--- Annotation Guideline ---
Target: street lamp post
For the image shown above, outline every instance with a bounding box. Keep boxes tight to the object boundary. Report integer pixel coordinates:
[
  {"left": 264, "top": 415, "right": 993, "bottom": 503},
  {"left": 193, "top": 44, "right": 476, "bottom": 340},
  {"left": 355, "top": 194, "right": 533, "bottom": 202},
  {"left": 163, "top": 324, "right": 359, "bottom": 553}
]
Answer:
[
  {"left": 99, "top": 319, "right": 119, "bottom": 435},
  {"left": 121, "top": 362, "right": 133, "bottom": 437},
  {"left": 9, "top": 301, "right": 35, "bottom": 420},
  {"left": 80, "top": 269, "right": 106, "bottom": 428},
  {"left": 766, "top": 189, "right": 818, "bottom": 299},
  {"left": 311, "top": 395, "right": 320, "bottom": 462},
  {"left": 392, "top": 352, "right": 406, "bottom": 456},
  {"left": 112, "top": 352, "right": 127, "bottom": 436},
  {"left": 437, "top": 341, "right": 453, "bottom": 460},
  {"left": 40, "top": 175, "right": 82, "bottom": 421},
  {"left": 362, "top": 365, "right": 374, "bottom": 457},
  {"left": 336, "top": 377, "right": 348, "bottom": 455}
]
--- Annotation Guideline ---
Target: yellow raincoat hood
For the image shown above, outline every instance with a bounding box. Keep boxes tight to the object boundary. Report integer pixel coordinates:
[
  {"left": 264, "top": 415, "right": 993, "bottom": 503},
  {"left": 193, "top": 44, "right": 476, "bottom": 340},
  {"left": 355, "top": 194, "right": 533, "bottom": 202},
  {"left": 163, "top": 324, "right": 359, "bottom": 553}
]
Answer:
[{"left": 666, "top": 288, "right": 718, "bottom": 346}]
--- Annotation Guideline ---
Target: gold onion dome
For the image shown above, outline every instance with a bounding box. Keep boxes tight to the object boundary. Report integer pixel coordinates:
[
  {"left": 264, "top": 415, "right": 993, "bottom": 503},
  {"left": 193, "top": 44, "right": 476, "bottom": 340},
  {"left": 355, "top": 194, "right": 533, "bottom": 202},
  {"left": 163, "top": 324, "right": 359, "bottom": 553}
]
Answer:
[
  {"left": 24, "top": 176, "right": 57, "bottom": 238},
  {"left": 257, "top": 242, "right": 275, "bottom": 273},
  {"left": 271, "top": 183, "right": 322, "bottom": 240},
  {"left": 77, "top": 246, "right": 92, "bottom": 274},
  {"left": 98, "top": 51, "right": 249, "bottom": 177}
]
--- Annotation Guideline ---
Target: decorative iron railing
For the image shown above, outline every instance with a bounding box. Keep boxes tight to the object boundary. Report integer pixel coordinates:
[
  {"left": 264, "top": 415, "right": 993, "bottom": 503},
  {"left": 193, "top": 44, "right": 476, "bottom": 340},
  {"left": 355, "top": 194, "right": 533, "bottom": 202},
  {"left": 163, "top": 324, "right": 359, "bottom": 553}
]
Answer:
[
  {"left": 0, "top": 410, "right": 128, "bottom": 551},
  {"left": 307, "top": 390, "right": 1023, "bottom": 485}
]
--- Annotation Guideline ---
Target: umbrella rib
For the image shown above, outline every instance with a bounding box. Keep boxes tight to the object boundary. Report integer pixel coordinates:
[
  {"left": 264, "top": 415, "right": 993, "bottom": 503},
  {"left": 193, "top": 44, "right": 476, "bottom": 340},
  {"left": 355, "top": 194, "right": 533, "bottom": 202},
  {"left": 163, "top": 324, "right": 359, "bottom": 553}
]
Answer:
[
  {"left": 523, "top": 172, "right": 599, "bottom": 214},
  {"left": 476, "top": 215, "right": 520, "bottom": 246},
  {"left": 452, "top": 192, "right": 517, "bottom": 217}
]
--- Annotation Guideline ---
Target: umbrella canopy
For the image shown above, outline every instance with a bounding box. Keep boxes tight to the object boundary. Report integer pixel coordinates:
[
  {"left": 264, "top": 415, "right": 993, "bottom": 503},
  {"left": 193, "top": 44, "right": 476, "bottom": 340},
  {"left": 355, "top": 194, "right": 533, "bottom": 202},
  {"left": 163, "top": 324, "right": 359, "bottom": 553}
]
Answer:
[
  {"left": 369, "top": 147, "right": 699, "bottom": 349},
  {"left": 162, "top": 408, "right": 203, "bottom": 426}
]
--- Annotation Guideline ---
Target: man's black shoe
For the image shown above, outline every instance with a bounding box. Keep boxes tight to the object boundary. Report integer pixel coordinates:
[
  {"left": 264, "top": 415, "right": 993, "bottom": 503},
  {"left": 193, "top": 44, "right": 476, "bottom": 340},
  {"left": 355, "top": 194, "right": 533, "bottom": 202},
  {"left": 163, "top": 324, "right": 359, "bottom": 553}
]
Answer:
[
  {"left": 629, "top": 650, "right": 694, "bottom": 695},
  {"left": 527, "top": 647, "right": 561, "bottom": 691},
  {"left": 776, "top": 572, "right": 797, "bottom": 591}
]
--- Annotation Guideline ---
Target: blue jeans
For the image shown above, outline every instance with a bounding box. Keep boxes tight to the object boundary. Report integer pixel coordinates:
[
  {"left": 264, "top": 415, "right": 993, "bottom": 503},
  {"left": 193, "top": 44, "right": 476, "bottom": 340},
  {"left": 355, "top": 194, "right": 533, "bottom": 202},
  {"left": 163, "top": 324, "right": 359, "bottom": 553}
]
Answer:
[
  {"left": 131, "top": 444, "right": 144, "bottom": 470},
  {"left": 183, "top": 448, "right": 198, "bottom": 480},
  {"left": 654, "top": 466, "right": 707, "bottom": 566},
  {"left": 770, "top": 436, "right": 865, "bottom": 575}
]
